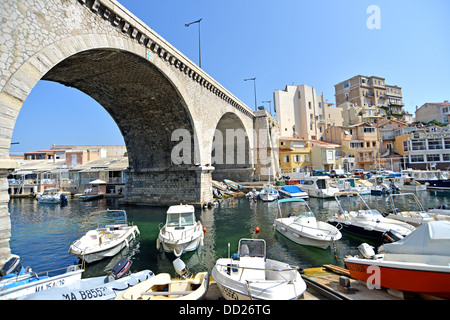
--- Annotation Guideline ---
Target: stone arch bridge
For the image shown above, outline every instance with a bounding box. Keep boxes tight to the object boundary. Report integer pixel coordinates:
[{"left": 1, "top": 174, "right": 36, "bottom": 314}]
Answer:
[{"left": 0, "top": 0, "right": 279, "bottom": 262}]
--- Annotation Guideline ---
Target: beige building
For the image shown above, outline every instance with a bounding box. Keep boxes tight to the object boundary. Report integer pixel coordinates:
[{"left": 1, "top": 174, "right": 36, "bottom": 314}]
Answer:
[
  {"left": 335, "top": 75, "right": 405, "bottom": 120},
  {"left": 339, "top": 102, "right": 383, "bottom": 125},
  {"left": 278, "top": 137, "right": 312, "bottom": 175},
  {"left": 274, "top": 84, "right": 343, "bottom": 141},
  {"left": 309, "top": 140, "right": 341, "bottom": 172},
  {"left": 324, "top": 122, "right": 379, "bottom": 171},
  {"left": 415, "top": 101, "right": 450, "bottom": 124}
]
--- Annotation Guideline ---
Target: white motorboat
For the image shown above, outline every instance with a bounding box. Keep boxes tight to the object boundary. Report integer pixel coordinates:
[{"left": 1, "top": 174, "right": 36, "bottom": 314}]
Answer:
[
  {"left": 388, "top": 175, "right": 426, "bottom": 192},
  {"left": 259, "top": 183, "right": 279, "bottom": 202},
  {"left": 401, "top": 169, "right": 450, "bottom": 190},
  {"left": 344, "top": 221, "right": 450, "bottom": 299},
  {"left": 0, "top": 256, "right": 83, "bottom": 300},
  {"left": 69, "top": 210, "right": 140, "bottom": 263},
  {"left": 18, "top": 258, "right": 154, "bottom": 300},
  {"left": 385, "top": 193, "right": 435, "bottom": 227},
  {"left": 331, "top": 178, "right": 371, "bottom": 195},
  {"left": 278, "top": 185, "right": 308, "bottom": 199},
  {"left": 274, "top": 198, "right": 342, "bottom": 249},
  {"left": 156, "top": 204, "right": 204, "bottom": 257},
  {"left": 327, "top": 191, "right": 415, "bottom": 242},
  {"left": 428, "top": 205, "right": 450, "bottom": 218},
  {"left": 298, "top": 176, "right": 339, "bottom": 198},
  {"left": 36, "top": 188, "right": 68, "bottom": 204},
  {"left": 368, "top": 176, "right": 392, "bottom": 195},
  {"left": 212, "top": 238, "right": 306, "bottom": 300}
]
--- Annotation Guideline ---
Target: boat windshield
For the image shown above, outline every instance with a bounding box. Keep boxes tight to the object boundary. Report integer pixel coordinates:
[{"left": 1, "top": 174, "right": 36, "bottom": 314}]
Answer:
[
  {"left": 167, "top": 212, "right": 195, "bottom": 227},
  {"left": 239, "top": 239, "right": 265, "bottom": 258}
]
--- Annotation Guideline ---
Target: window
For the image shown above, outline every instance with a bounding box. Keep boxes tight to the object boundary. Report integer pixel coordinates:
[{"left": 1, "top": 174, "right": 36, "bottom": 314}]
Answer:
[
  {"left": 363, "top": 127, "right": 375, "bottom": 133},
  {"left": 328, "top": 151, "right": 334, "bottom": 160},
  {"left": 410, "top": 155, "right": 424, "bottom": 162},
  {"left": 403, "top": 141, "right": 409, "bottom": 152},
  {"left": 283, "top": 155, "right": 290, "bottom": 163},
  {"left": 445, "top": 138, "right": 450, "bottom": 149},
  {"left": 308, "top": 102, "right": 312, "bottom": 109},
  {"left": 280, "top": 141, "right": 286, "bottom": 146},
  {"left": 411, "top": 141, "right": 426, "bottom": 151},
  {"left": 305, "top": 155, "right": 310, "bottom": 162},
  {"left": 294, "top": 155, "right": 302, "bottom": 162},
  {"left": 350, "top": 142, "right": 364, "bottom": 148},
  {"left": 428, "top": 139, "right": 443, "bottom": 150},
  {"left": 427, "top": 154, "right": 440, "bottom": 162},
  {"left": 443, "top": 154, "right": 450, "bottom": 161}
]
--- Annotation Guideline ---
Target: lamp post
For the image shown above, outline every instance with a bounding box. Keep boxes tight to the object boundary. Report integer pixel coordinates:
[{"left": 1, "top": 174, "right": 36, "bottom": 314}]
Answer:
[
  {"left": 185, "top": 18, "right": 202, "bottom": 68},
  {"left": 262, "top": 100, "right": 272, "bottom": 114},
  {"left": 244, "top": 77, "right": 257, "bottom": 111}
]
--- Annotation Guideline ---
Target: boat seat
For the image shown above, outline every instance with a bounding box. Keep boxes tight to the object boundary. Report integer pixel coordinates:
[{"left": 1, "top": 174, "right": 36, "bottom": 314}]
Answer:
[{"left": 239, "top": 257, "right": 266, "bottom": 281}]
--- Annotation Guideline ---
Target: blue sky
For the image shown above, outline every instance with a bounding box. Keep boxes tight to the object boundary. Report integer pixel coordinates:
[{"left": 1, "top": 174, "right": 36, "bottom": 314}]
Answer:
[{"left": 10, "top": 0, "right": 450, "bottom": 154}]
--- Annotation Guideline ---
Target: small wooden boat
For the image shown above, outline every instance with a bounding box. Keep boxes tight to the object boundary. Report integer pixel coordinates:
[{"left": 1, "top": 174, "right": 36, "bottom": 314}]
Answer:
[
  {"left": 69, "top": 210, "right": 140, "bottom": 263},
  {"left": 212, "top": 180, "right": 228, "bottom": 191},
  {"left": 114, "top": 271, "right": 209, "bottom": 300},
  {"left": 223, "top": 179, "right": 242, "bottom": 191}
]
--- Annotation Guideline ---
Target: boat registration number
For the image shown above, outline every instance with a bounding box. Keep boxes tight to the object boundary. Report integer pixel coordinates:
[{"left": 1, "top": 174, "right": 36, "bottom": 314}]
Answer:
[{"left": 62, "top": 286, "right": 109, "bottom": 300}]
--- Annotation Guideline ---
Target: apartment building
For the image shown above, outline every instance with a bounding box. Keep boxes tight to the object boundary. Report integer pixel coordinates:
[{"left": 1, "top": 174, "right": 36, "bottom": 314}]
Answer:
[
  {"left": 415, "top": 101, "right": 450, "bottom": 124},
  {"left": 324, "top": 122, "right": 379, "bottom": 171},
  {"left": 335, "top": 75, "right": 405, "bottom": 120},
  {"left": 403, "top": 128, "right": 450, "bottom": 170},
  {"left": 278, "top": 137, "right": 312, "bottom": 175},
  {"left": 274, "top": 84, "right": 343, "bottom": 141}
]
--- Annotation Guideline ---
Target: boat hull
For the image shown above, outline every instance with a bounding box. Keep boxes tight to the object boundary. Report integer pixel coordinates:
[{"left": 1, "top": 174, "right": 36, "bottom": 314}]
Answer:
[
  {"left": 345, "top": 256, "right": 450, "bottom": 299},
  {"left": 157, "top": 234, "right": 203, "bottom": 257},
  {"left": 69, "top": 226, "right": 139, "bottom": 263},
  {"left": 274, "top": 220, "right": 340, "bottom": 249}
]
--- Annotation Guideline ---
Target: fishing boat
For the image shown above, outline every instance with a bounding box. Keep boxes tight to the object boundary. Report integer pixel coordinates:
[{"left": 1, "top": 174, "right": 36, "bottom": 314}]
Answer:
[
  {"left": 223, "top": 179, "right": 242, "bottom": 191},
  {"left": 384, "top": 193, "right": 435, "bottom": 227},
  {"left": 344, "top": 221, "right": 450, "bottom": 299},
  {"left": 36, "top": 188, "right": 68, "bottom": 204},
  {"left": 156, "top": 204, "right": 204, "bottom": 257},
  {"left": 18, "top": 258, "right": 154, "bottom": 300},
  {"left": 274, "top": 198, "right": 342, "bottom": 249},
  {"left": 298, "top": 176, "right": 339, "bottom": 198},
  {"left": 327, "top": 191, "right": 415, "bottom": 242},
  {"left": 259, "top": 183, "right": 279, "bottom": 202},
  {"left": 278, "top": 185, "right": 308, "bottom": 199},
  {"left": 212, "top": 238, "right": 306, "bottom": 300},
  {"left": 0, "top": 256, "right": 83, "bottom": 300},
  {"left": 68, "top": 210, "right": 140, "bottom": 263}
]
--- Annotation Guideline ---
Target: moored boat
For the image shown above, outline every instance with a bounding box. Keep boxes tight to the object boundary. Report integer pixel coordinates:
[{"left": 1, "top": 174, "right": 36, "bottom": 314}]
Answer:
[
  {"left": 18, "top": 258, "right": 154, "bottom": 300},
  {"left": 384, "top": 193, "right": 435, "bottom": 227},
  {"left": 259, "top": 183, "right": 279, "bottom": 202},
  {"left": 327, "top": 191, "right": 415, "bottom": 242},
  {"left": 68, "top": 209, "right": 140, "bottom": 263},
  {"left": 156, "top": 204, "right": 204, "bottom": 257},
  {"left": 0, "top": 256, "right": 83, "bottom": 300},
  {"left": 278, "top": 185, "right": 308, "bottom": 199},
  {"left": 212, "top": 238, "right": 306, "bottom": 300},
  {"left": 223, "top": 179, "right": 242, "bottom": 191},
  {"left": 274, "top": 198, "right": 341, "bottom": 249},
  {"left": 298, "top": 176, "right": 339, "bottom": 198},
  {"left": 344, "top": 221, "right": 450, "bottom": 299},
  {"left": 36, "top": 188, "right": 68, "bottom": 204}
]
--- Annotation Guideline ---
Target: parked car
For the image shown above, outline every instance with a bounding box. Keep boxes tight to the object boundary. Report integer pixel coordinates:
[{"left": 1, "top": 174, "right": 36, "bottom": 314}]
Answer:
[
  {"left": 312, "top": 170, "right": 330, "bottom": 177},
  {"left": 330, "top": 169, "right": 349, "bottom": 178}
]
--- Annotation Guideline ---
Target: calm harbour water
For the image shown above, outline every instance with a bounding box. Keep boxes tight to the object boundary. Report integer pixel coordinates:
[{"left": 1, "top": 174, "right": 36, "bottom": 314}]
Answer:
[{"left": 8, "top": 190, "right": 450, "bottom": 278}]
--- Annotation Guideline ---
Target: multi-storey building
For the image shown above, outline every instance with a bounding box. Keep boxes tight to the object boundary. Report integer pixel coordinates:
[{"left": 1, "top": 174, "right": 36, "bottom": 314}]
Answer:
[
  {"left": 324, "top": 122, "right": 379, "bottom": 171},
  {"left": 415, "top": 101, "right": 450, "bottom": 124},
  {"left": 335, "top": 75, "right": 405, "bottom": 120},
  {"left": 278, "top": 137, "right": 312, "bottom": 175},
  {"left": 403, "top": 127, "right": 450, "bottom": 170},
  {"left": 274, "top": 84, "right": 343, "bottom": 141}
]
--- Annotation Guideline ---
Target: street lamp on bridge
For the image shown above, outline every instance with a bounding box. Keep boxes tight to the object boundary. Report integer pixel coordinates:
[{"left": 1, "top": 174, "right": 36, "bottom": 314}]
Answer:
[
  {"left": 185, "top": 18, "right": 203, "bottom": 68},
  {"left": 244, "top": 77, "right": 257, "bottom": 111}
]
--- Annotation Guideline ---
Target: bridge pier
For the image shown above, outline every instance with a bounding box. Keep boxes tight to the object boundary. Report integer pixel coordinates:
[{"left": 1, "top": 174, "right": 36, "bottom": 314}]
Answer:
[{"left": 121, "top": 166, "right": 214, "bottom": 206}]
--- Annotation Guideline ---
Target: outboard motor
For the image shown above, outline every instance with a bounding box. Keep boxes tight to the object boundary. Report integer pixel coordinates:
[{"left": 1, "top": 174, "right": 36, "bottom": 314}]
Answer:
[
  {"left": 0, "top": 256, "right": 22, "bottom": 277},
  {"left": 108, "top": 258, "right": 132, "bottom": 281},
  {"left": 358, "top": 243, "right": 376, "bottom": 259},
  {"left": 383, "top": 229, "right": 404, "bottom": 243},
  {"left": 173, "top": 258, "right": 190, "bottom": 279}
]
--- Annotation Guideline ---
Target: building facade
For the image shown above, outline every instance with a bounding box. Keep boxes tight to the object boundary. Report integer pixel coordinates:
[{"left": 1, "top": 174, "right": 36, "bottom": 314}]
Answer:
[
  {"left": 334, "top": 75, "right": 405, "bottom": 120},
  {"left": 274, "top": 84, "right": 343, "bottom": 141},
  {"left": 278, "top": 137, "right": 312, "bottom": 175},
  {"left": 415, "top": 101, "right": 450, "bottom": 124}
]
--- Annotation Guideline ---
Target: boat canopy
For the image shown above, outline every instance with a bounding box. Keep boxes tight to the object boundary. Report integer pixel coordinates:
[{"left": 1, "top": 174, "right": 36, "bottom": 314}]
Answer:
[
  {"left": 381, "top": 221, "right": 450, "bottom": 256},
  {"left": 278, "top": 198, "right": 306, "bottom": 204},
  {"left": 280, "top": 185, "right": 305, "bottom": 193}
]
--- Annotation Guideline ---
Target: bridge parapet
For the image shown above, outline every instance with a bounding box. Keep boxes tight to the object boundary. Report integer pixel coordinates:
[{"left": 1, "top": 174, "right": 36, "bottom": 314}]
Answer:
[{"left": 78, "top": 0, "right": 254, "bottom": 119}]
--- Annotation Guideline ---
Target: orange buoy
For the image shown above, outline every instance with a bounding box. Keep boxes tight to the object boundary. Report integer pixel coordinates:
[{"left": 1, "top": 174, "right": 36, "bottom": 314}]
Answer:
[
  {"left": 232, "top": 202, "right": 235, "bottom": 206},
  {"left": 203, "top": 227, "right": 207, "bottom": 232},
  {"left": 255, "top": 226, "right": 260, "bottom": 233}
]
